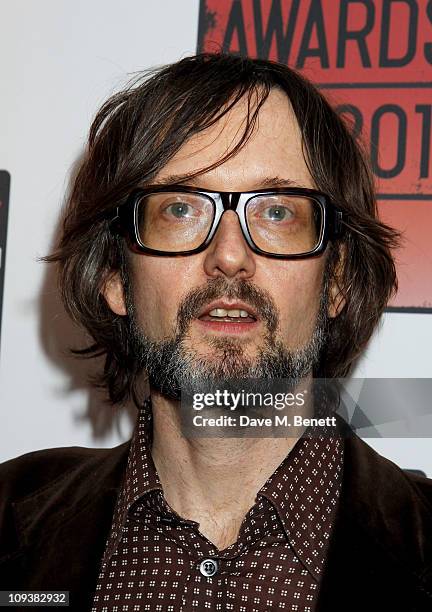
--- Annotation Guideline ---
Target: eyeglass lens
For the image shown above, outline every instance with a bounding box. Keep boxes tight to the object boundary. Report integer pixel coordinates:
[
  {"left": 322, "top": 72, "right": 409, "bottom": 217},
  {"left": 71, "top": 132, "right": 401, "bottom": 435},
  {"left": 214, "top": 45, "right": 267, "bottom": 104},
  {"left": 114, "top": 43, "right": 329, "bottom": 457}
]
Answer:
[{"left": 136, "top": 192, "right": 323, "bottom": 255}]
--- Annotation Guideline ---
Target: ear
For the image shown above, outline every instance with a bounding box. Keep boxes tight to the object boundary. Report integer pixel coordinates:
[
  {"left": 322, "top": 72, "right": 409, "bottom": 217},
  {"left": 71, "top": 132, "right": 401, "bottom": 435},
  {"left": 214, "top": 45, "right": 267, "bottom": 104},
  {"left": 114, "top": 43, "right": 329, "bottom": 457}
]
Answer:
[
  {"left": 327, "top": 245, "right": 347, "bottom": 319},
  {"left": 102, "top": 271, "right": 127, "bottom": 316}
]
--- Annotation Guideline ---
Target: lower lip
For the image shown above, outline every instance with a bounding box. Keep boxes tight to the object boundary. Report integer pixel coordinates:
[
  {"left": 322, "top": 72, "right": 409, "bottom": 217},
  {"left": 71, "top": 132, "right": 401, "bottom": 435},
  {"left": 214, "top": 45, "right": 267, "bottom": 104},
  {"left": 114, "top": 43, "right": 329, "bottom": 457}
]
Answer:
[{"left": 195, "top": 318, "right": 259, "bottom": 334}]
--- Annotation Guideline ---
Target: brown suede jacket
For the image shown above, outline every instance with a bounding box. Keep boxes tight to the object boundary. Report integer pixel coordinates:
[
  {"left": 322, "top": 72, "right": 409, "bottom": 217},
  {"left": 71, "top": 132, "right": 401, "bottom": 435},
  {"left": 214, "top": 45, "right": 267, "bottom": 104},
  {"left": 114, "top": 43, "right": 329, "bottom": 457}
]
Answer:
[{"left": 1, "top": 421, "right": 432, "bottom": 611}]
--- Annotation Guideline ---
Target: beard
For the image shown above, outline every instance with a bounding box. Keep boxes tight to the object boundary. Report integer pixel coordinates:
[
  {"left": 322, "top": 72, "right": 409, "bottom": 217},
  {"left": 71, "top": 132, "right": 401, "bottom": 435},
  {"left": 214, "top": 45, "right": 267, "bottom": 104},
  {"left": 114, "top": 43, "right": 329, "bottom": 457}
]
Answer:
[{"left": 123, "top": 273, "right": 329, "bottom": 402}]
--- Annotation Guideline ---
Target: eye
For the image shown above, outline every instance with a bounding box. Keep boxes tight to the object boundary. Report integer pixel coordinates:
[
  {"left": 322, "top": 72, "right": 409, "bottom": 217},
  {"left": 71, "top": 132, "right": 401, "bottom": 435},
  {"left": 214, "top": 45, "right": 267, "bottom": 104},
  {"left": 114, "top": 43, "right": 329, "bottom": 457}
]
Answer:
[
  {"left": 262, "top": 205, "right": 293, "bottom": 221},
  {"left": 165, "top": 202, "right": 195, "bottom": 218}
]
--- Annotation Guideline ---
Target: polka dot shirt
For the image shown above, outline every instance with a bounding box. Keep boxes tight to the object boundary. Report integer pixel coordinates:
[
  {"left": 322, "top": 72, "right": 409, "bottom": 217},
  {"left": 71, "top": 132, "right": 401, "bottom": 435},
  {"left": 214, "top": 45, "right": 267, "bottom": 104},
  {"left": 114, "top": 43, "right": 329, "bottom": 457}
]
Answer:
[{"left": 92, "top": 398, "right": 343, "bottom": 611}]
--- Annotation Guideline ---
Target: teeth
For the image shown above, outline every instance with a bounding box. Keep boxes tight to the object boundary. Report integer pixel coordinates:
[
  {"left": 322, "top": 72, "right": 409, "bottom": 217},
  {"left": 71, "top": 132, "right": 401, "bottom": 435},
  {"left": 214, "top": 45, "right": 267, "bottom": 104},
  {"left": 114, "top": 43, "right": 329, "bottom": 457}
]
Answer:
[
  {"left": 209, "top": 308, "right": 228, "bottom": 317},
  {"left": 208, "top": 308, "right": 252, "bottom": 318}
]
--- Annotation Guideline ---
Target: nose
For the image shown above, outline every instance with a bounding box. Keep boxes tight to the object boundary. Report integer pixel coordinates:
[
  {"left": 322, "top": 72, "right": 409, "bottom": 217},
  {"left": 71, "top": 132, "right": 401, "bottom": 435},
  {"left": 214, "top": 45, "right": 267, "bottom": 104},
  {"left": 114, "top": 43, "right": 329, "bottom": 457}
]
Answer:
[{"left": 202, "top": 210, "right": 256, "bottom": 279}]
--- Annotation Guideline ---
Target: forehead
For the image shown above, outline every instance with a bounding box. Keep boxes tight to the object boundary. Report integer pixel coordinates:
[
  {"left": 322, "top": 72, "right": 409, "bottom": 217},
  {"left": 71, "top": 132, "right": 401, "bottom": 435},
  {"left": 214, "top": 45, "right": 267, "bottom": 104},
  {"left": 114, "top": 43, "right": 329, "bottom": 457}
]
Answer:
[{"left": 154, "top": 88, "right": 315, "bottom": 191}]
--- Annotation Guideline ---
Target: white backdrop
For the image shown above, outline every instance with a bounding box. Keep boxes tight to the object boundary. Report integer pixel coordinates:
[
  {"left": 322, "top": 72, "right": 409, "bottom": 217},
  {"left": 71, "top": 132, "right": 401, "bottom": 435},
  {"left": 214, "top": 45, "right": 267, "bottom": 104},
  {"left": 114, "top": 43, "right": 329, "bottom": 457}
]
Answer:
[{"left": 1, "top": 1, "right": 431, "bottom": 474}]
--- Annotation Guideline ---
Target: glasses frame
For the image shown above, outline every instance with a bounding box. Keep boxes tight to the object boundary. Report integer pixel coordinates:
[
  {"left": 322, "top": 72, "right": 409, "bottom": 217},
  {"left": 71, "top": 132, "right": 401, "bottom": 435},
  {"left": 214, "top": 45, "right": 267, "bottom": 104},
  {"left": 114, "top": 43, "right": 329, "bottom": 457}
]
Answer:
[{"left": 112, "top": 184, "right": 344, "bottom": 259}]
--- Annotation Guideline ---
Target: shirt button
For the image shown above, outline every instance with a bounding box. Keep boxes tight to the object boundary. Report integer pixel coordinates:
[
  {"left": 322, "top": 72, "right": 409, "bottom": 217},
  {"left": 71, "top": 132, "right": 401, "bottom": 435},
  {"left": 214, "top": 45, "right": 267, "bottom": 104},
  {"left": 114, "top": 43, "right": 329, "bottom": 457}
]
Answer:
[{"left": 199, "top": 558, "right": 218, "bottom": 577}]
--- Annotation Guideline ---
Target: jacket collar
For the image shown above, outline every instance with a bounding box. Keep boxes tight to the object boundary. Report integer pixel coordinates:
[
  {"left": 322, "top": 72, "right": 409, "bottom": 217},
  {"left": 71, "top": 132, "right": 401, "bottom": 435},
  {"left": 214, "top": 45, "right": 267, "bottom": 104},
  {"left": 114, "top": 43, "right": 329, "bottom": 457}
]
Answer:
[
  {"left": 317, "top": 417, "right": 432, "bottom": 609},
  {"left": 7, "top": 442, "right": 131, "bottom": 612}
]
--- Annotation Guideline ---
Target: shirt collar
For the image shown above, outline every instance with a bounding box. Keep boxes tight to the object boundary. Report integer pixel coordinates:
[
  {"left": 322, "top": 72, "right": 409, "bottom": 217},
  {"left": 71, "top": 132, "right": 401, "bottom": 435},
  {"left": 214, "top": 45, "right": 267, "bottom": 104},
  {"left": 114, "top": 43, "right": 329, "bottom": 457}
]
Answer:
[
  {"left": 102, "top": 398, "right": 161, "bottom": 563},
  {"left": 258, "top": 431, "right": 344, "bottom": 579},
  {"left": 103, "top": 396, "right": 344, "bottom": 574}
]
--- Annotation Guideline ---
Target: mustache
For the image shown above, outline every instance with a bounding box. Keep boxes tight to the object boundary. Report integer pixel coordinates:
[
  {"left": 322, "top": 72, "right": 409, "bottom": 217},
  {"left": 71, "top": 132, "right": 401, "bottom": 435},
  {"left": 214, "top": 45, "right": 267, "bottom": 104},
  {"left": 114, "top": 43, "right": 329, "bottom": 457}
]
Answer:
[{"left": 175, "top": 277, "right": 280, "bottom": 336}]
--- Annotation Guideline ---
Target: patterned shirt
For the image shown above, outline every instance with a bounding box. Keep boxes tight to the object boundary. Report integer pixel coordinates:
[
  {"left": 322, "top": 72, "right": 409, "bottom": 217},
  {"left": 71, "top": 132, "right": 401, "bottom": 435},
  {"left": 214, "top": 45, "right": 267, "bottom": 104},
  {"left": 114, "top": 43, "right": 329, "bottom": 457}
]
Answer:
[{"left": 92, "top": 398, "right": 343, "bottom": 611}]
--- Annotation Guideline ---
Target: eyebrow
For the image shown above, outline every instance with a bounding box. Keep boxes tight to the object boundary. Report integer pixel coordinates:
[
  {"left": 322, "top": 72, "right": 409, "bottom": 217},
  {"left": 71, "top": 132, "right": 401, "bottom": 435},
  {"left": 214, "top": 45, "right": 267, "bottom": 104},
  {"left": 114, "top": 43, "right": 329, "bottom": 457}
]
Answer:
[
  {"left": 152, "top": 174, "right": 306, "bottom": 189},
  {"left": 258, "top": 176, "right": 305, "bottom": 188}
]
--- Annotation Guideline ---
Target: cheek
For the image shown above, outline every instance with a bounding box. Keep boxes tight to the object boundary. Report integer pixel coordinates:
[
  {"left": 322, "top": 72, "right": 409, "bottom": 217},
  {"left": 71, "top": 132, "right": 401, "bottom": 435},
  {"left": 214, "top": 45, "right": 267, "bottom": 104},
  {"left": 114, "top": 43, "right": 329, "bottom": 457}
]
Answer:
[
  {"left": 129, "top": 257, "right": 192, "bottom": 336},
  {"left": 270, "top": 260, "right": 325, "bottom": 344}
]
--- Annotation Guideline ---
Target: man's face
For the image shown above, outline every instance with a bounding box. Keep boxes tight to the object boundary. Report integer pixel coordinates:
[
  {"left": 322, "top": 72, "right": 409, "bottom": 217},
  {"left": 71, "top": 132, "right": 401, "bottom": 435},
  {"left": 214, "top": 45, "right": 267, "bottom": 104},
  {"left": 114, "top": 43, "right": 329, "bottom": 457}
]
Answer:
[{"left": 106, "top": 89, "right": 340, "bottom": 397}]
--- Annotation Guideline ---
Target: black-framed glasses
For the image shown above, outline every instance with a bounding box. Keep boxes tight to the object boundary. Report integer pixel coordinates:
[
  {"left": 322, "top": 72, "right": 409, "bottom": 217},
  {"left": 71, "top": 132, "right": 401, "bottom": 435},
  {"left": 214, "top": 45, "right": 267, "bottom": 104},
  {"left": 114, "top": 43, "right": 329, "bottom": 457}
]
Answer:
[{"left": 111, "top": 185, "right": 344, "bottom": 259}]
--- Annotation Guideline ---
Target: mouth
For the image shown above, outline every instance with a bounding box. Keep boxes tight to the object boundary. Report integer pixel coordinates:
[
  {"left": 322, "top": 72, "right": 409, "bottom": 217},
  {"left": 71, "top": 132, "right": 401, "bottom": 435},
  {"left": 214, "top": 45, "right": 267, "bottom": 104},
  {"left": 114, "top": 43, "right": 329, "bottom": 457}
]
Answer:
[{"left": 195, "top": 301, "right": 260, "bottom": 334}]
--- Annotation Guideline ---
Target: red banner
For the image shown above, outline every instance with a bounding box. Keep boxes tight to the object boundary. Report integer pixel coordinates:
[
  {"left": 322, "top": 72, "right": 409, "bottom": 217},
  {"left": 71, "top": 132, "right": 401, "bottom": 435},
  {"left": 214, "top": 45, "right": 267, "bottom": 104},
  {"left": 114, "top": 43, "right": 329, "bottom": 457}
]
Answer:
[{"left": 198, "top": 0, "right": 432, "bottom": 311}]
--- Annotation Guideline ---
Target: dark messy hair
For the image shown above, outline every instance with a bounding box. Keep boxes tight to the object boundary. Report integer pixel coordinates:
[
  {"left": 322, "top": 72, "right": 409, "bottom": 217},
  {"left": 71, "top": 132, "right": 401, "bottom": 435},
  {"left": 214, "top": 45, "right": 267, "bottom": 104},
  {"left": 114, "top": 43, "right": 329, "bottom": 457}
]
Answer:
[{"left": 45, "top": 53, "right": 399, "bottom": 405}]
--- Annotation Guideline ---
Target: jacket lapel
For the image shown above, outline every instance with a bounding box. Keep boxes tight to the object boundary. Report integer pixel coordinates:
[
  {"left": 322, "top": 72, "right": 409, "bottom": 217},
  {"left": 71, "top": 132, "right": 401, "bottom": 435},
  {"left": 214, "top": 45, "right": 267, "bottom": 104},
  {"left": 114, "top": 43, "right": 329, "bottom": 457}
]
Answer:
[
  {"left": 4, "top": 442, "right": 130, "bottom": 612},
  {"left": 317, "top": 427, "right": 432, "bottom": 610}
]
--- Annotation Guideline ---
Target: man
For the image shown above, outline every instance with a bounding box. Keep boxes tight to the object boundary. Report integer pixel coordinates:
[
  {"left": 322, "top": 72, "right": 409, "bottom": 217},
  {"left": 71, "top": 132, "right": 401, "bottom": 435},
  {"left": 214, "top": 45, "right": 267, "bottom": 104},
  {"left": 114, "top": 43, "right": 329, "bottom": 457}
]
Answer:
[{"left": 1, "top": 53, "right": 432, "bottom": 611}]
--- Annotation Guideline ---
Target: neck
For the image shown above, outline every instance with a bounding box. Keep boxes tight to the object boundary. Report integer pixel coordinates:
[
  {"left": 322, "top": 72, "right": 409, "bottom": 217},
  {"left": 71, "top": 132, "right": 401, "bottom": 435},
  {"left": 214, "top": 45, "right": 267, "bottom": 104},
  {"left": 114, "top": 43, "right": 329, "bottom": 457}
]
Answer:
[{"left": 150, "top": 377, "right": 313, "bottom": 549}]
